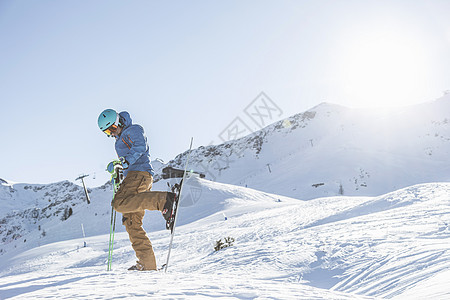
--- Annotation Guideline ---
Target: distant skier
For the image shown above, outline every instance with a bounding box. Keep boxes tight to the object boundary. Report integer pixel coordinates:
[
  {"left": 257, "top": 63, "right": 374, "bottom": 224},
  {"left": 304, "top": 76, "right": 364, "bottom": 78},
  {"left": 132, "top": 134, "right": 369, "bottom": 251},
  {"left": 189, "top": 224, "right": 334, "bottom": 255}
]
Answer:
[{"left": 98, "top": 109, "right": 176, "bottom": 271}]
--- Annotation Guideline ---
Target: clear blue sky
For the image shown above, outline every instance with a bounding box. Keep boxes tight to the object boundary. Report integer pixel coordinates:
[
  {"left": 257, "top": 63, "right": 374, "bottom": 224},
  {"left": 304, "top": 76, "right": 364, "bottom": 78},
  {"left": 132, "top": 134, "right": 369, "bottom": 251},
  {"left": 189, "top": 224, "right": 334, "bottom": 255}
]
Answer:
[{"left": 1, "top": 0, "right": 449, "bottom": 185}]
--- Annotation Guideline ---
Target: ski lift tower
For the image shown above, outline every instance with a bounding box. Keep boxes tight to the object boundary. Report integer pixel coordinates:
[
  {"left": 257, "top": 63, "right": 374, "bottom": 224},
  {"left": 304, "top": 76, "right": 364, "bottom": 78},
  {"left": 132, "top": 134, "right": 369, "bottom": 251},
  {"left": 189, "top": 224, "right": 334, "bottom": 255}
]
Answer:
[{"left": 76, "top": 174, "right": 91, "bottom": 204}]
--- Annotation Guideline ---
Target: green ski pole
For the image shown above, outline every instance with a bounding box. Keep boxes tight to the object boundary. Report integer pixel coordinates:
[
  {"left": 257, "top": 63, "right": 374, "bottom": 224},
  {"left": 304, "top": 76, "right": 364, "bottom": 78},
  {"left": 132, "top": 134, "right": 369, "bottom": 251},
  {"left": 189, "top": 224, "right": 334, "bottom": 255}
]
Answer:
[
  {"left": 107, "top": 161, "right": 123, "bottom": 271},
  {"left": 107, "top": 206, "right": 116, "bottom": 271}
]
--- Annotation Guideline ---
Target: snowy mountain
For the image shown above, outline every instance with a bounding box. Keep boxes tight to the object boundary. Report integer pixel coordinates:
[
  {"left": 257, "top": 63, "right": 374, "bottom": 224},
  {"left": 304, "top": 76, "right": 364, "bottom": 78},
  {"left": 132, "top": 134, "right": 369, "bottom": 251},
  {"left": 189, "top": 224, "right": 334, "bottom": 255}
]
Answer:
[
  {"left": 1, "top": 97, "right": 450, "bottom": 298},
  {"left": 163, "top": 94, "right": 450, "bottom": 200},
  {"left": 0, "top": 179, "right": 114, "bottom": 256},
  {"left": 0, "top": 173, "right": 288, "bottom": 258},
  {"left": 0, "top": 178, "right": 449, "bottom": 299}
]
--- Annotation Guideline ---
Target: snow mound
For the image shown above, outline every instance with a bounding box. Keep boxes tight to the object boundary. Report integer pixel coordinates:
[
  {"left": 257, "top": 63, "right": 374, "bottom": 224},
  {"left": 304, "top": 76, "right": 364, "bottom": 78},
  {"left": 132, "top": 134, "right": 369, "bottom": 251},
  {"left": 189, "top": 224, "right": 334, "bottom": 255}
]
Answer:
[{"left": 1, "top": 181, "right": 449, "bottom": 299}]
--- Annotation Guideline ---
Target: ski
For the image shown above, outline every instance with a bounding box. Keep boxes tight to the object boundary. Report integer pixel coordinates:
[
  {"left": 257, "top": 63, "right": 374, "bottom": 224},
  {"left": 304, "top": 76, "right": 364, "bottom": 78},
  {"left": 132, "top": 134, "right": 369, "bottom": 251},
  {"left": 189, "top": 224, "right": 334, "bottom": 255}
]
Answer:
[
  {"left": 164, "top": 137, "right": 193, "bottom": 272},
  {"left": 166, "top": 180, "right": 182, "bottom": 233}
]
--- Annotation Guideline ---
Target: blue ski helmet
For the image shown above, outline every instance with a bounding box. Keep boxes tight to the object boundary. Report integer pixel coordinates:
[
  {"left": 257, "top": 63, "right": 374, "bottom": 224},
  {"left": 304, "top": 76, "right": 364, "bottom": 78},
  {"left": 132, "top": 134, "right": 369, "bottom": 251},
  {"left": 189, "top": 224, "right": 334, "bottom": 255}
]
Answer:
[{"left": 98, "top": 109, "right": 120, "bottom": 136}]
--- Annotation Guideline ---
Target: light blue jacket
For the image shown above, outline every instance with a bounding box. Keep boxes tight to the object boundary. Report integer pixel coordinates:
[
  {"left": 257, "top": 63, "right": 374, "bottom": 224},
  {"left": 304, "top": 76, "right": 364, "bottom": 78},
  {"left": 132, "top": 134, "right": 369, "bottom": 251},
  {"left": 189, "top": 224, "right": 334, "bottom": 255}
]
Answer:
[{"left": 115, "top": 111, "right": 154, "bottom": 177}]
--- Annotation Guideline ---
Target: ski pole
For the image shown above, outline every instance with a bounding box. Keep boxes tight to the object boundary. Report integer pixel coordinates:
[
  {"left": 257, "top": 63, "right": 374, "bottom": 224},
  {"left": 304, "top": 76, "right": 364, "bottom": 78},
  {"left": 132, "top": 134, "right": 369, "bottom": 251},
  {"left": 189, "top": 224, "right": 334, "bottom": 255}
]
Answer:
[
  {"left": 107, "top": 163, "right": 123, "bottom": 271},
  {"left": 107, "top": 206, "right": 116, "bottom": 271},
  {"left": 107, "top": 179, "right": 118, "bottom": 271},
  {"left": 165, "top": 137, "right": 193, "bottom": 272}
]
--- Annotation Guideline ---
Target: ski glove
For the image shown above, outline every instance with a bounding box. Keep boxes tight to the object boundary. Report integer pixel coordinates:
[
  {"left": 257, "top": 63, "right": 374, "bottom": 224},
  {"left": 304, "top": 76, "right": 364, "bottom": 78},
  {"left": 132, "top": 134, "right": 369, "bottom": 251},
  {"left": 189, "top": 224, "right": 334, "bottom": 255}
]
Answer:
[
  {"left": 119, "top": 156, "right": 129, "bottom": 169},
  {"left": 106, "top": 157, "right": 129, "bottom": 174},
  {"left": 106, "top": 161, "right": 119, "bottom": 174}
]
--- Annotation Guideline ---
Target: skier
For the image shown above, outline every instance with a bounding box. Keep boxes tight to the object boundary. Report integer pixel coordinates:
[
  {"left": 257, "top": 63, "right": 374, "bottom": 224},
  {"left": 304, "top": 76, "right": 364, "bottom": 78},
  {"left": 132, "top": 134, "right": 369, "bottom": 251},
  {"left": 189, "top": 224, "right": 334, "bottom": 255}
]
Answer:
[{"left": 98, "top": 109, "right": 176, "bottom": 271}]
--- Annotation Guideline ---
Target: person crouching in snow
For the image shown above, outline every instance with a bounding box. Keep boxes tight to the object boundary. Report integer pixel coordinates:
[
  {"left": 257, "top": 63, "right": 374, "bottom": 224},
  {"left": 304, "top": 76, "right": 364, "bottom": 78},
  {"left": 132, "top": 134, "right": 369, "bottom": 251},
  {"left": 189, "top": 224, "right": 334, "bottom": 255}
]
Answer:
[{"left": 98, "top": 109, "right": 176, "bottom": 271}]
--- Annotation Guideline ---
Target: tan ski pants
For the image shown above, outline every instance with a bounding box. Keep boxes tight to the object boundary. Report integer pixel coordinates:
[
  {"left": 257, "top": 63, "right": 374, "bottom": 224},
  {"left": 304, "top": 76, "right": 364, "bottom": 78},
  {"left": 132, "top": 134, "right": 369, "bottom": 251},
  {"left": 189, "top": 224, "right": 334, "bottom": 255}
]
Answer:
[{"left": 112, "top": 171, "right": 168, "bottom": 271}]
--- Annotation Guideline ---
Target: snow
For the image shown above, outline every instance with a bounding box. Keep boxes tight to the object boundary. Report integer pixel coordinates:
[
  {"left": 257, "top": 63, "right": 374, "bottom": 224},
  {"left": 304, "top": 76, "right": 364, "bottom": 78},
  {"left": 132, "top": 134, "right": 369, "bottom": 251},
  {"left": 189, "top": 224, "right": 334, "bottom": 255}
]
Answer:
[
  {"left": 1, "top": 98, "right": 450, "bottom": 299},
  {"left": 1, "top": 177, "right": 450, "bottom": 299},
  {"left": 172, "top": 94, "right": 450, "bottom": 200}
]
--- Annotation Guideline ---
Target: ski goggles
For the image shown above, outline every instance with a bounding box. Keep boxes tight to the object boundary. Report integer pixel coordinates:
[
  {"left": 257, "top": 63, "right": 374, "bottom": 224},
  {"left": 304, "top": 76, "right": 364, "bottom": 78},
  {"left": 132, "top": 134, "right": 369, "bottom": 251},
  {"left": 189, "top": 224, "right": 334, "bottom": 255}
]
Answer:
[{"left": 103, "top": 124, "right": 119, "bottom": 136}]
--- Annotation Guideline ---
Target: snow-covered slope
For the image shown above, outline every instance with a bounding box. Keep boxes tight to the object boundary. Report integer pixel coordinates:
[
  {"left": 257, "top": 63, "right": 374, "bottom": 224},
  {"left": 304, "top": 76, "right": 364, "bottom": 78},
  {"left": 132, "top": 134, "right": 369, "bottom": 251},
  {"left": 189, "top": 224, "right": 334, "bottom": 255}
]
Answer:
[
  {"left": 4, "top": 96, "right": 449, "bottom": 256},
  {"left": 1, "top": 179, "right": 449, "bottom": 299},
  {"left": 163, "top": 94, "right": 450, "bottom": 200},
  {"left": 1, "top": 97, "right": 450, "bottom": 298},
  {"left": 0, "top": 174, "right": 293, "bottom": 257}
]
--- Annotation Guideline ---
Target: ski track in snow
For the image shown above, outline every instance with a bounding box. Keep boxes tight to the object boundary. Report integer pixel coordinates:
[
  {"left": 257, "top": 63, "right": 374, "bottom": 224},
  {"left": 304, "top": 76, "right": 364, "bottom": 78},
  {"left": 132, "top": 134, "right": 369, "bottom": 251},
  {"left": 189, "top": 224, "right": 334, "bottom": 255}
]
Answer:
[{"left": 1, "top": 179, "right": 450, "bottom": 299}]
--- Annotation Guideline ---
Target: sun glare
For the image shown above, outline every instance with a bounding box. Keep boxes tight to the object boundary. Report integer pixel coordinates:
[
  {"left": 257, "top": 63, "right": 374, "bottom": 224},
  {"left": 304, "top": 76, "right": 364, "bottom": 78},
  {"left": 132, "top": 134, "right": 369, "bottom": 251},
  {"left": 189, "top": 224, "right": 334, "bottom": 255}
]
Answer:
[{"left": 336, "top": 28, "right": 431, "bottom": 109}]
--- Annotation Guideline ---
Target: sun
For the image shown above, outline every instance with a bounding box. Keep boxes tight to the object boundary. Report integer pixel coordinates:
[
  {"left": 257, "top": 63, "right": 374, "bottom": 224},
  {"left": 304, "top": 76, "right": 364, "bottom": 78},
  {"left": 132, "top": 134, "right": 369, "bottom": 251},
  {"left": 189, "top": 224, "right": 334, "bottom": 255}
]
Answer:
[{"left": 335, "top": 27, "right": 431, "bottom": 109}]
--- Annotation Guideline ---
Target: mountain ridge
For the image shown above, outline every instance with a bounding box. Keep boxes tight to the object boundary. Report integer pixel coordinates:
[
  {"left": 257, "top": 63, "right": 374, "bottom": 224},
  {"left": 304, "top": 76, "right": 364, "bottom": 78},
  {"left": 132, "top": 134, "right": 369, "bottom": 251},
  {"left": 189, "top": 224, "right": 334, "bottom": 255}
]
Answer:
[
  {"left": 2, "top": 95, "right": 450, "bottom": 257},
  {"left": 157, "top": 95, "right": 450, "bottom": 199}
]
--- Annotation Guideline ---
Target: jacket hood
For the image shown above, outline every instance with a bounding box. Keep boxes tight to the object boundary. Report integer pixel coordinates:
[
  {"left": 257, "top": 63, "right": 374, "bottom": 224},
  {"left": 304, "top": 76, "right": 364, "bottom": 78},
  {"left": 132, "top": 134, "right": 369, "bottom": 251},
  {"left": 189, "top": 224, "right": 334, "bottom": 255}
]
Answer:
[{"left": 119, "top": 111, "right": 132, "bottom": 128}]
